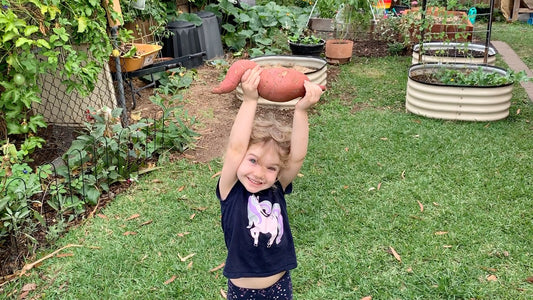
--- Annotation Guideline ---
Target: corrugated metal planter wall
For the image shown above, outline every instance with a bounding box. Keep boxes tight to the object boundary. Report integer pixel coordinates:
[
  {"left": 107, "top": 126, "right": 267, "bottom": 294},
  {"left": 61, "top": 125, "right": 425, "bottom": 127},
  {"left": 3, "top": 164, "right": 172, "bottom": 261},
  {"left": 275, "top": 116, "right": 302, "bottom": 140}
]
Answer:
[
  {"left": 405, "top": 63, "right": 514, "bottom": 121},
  {"left": 412, "top": 42, "right": 498, "bottom": 65}
]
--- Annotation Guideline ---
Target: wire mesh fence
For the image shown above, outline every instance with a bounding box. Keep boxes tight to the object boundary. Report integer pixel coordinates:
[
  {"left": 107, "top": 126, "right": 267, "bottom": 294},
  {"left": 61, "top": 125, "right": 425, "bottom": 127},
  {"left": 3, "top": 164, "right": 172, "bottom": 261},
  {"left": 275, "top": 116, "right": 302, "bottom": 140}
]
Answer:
[{"left": 1, "top": 116, "right": 170, "bottom": 270}]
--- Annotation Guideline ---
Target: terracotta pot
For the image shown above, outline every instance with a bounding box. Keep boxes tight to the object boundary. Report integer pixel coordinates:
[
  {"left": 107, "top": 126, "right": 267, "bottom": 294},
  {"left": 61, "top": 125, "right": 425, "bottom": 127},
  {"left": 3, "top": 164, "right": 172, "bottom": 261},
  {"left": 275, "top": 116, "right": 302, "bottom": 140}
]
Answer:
[{"left": 325, "top": 39, "right": 354, "bottom": 64}]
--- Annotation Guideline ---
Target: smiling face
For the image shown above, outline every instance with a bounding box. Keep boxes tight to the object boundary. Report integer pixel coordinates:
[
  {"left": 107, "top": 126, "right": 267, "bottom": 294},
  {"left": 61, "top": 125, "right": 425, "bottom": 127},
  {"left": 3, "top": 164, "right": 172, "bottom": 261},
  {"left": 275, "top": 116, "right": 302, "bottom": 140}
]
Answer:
[{"left": 237, "top": 140, "right": 282, "bottom": 193}]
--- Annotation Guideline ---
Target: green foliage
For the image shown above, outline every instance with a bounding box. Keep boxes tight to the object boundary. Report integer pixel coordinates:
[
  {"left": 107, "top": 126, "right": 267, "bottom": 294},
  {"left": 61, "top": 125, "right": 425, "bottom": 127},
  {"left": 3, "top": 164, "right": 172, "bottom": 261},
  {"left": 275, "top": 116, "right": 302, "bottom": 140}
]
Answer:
[
  {"left": 206, "top": 0, "right": 313, "bottom": 57},
  {"left": 0, "top": 141, "right": 52, "bottom": 245},
  {"left": 0, "top": 77, "right": 198, "bottom": 252},
  {"left": 0, "top": 0, "right": 113, "bottom": 159},
  {"left": 432, "top": 67, "right": 530, "bottom": 86},
  {"left": 315, "top": 0, "right": 340, "bottom": 19},
  {"left": 288, "top": 33, "right": 323, "bottom": 45}
]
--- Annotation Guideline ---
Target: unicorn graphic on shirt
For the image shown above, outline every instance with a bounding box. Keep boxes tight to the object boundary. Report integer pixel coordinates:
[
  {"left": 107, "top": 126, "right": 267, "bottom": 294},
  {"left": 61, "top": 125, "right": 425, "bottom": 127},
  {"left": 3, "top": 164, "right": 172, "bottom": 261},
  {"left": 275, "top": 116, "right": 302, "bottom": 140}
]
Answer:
[{"left": 246, "top": 194, "right": 284, "bottom": 247}]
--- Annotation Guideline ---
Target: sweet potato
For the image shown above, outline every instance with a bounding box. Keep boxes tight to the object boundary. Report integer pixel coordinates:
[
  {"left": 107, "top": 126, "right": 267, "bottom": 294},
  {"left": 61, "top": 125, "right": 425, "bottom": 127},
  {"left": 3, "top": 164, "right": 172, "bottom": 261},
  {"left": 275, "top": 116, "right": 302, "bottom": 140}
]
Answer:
[
  {"left": 211, "top": 60, "right": 258, "bottom": 94},
  {"left": 211, "top": 59, "right": 326, "bottom": 102}
]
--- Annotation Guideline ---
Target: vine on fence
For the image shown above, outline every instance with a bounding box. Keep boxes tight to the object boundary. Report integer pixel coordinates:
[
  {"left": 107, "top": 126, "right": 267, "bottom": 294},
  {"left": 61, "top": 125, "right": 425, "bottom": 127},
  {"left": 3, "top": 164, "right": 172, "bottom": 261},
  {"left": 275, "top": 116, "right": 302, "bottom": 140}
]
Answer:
[{"left": 1, "top": 67, "right": 198, "bottom": 272}]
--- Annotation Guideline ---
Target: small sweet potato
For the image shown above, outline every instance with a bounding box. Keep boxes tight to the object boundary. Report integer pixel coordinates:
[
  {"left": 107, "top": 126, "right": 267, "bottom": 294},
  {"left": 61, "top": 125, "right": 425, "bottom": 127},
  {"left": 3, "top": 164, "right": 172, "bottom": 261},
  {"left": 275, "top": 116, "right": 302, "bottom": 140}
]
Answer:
[{"left": 211, "top": 59, "right": 325, "bottom": 102}]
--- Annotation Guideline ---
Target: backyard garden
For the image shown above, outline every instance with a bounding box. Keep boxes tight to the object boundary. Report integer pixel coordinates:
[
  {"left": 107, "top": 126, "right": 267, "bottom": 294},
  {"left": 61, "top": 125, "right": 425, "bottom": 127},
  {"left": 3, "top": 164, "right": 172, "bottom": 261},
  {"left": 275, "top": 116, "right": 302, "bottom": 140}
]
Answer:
[{"left": 1, "top": 0, "right": 533, "bottom": 298}]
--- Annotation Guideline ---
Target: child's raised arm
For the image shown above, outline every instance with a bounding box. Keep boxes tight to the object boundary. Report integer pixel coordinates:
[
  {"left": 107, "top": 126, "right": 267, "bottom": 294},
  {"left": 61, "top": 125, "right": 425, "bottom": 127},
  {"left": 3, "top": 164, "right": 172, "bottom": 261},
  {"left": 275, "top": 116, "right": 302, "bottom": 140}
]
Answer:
[
  {"left": 218, "top": 66, "right": 262, "bottom": 200},
  {"left": 278, "top": 80, "right": 322, "bottom": 190}
]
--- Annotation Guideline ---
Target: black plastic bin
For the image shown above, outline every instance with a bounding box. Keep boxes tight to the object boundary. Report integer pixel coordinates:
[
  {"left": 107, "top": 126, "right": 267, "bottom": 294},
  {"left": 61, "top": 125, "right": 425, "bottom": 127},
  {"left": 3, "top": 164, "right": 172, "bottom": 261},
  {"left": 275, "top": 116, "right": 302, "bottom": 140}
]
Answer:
[
  {"left": 196, "top": 11, "right": 224, "bottom": 60},
  {"left": 161, "top": 21, "right": 203, "bottom": 68}
]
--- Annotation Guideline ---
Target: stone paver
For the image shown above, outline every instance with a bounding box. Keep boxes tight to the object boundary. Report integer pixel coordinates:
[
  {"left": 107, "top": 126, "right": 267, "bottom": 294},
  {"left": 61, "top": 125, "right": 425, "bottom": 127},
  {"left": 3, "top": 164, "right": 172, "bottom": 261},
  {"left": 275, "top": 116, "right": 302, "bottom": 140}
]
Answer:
[{"left": 491, "top": 40, "right": 533, "bottom": 101}]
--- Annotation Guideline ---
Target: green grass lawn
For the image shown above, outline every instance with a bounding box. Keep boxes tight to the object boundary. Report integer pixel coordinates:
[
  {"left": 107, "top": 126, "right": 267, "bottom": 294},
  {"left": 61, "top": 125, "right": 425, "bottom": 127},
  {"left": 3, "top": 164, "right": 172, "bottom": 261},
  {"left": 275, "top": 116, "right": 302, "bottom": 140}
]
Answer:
[{"left": 2, "top": 21, "right": 533, "bottom": 299}]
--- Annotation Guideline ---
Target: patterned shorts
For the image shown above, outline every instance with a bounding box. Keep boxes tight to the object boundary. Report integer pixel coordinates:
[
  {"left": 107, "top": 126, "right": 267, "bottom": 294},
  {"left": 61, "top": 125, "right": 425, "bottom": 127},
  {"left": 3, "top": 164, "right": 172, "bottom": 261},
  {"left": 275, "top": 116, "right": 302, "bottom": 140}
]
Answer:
[{"left": 227, "top": 271, "right": 293, "bottom": 300}]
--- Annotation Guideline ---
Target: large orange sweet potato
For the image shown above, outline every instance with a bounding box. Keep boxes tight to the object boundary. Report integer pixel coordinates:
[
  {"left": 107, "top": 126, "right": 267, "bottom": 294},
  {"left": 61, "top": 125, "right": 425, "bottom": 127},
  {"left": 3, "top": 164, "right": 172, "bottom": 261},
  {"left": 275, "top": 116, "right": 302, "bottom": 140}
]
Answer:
[
  {"left": 211, "top": 60, "right": 258, "bottom": 94},
  {"left": 211, "top": 59, "right": 325, "bottom": 102}
]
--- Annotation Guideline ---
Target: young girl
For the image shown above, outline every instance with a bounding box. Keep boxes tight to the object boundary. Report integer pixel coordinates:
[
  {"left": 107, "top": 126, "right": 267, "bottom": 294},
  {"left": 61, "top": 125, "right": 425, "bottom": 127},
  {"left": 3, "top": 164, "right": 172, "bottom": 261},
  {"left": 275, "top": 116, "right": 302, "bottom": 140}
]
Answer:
[{"left": 216, "top": 65, "right": 323, "bottom": 299}]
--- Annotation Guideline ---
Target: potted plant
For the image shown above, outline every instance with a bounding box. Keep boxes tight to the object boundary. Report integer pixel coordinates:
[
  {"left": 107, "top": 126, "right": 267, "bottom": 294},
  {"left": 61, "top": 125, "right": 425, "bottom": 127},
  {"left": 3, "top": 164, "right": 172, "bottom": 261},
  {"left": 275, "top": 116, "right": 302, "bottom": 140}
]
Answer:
[
  {"left": 405, "top": 63, "right": 530, "bottom": 121},
  {"left": 288, "top": 33, "right": 325, "bottom": 56},
  {"left": 287, "top": 9, "right": 325, "bottom": 57},
  {"left": 325, "top": 0, "right": 372, "bottom": 63}
]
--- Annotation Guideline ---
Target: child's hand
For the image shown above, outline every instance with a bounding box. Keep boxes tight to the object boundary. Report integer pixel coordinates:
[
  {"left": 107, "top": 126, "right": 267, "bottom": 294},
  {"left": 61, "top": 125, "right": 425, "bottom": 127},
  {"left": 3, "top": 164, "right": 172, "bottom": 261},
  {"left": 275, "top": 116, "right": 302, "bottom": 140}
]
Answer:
[
  {"left": 295, "top": 81, "right": 322, "bottom": 111},
  {"left": 241, "top": 65, "right": 262, "bottom": 101}
]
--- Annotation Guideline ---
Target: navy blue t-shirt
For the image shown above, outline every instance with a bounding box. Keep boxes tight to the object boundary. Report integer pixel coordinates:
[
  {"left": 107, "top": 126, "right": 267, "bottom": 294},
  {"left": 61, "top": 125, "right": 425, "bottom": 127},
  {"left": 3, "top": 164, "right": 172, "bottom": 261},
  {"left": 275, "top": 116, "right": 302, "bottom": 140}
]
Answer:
[{"left": 217, "top": 180, "right": 297, "bottom": 278}]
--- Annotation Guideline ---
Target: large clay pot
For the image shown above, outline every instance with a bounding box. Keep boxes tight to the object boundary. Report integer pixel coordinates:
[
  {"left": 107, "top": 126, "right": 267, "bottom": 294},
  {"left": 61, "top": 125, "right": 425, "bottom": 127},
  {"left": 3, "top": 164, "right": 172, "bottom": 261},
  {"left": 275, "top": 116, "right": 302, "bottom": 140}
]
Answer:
[{"left": 325, "top": 39, "right": 353, "bottom": 64}]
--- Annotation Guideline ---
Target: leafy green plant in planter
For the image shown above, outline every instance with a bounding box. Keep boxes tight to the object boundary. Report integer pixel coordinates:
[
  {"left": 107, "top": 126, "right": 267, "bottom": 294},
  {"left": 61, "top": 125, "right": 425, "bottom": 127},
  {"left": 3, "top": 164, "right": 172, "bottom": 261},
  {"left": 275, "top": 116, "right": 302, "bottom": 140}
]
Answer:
[
  {"left": 406, "top": 63, "right": 531, "bottom": 121},
  {"left": 427, "top": 67, "right": 529, "bottom": 86},
  {"left": 205, "top": 0, "right": 313, "bottom": 57}
]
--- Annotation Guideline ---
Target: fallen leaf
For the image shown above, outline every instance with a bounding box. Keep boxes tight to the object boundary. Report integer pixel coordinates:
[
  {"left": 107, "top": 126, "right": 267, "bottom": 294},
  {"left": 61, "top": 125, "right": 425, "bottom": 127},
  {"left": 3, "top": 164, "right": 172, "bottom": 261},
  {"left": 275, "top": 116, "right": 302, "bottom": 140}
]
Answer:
[
  {"left": 401, "top": 170, "right": 405, "bottom": 179},
  {"left": 435, "top": 231, "right": 448, "bottom": 235},
  {"left": 190, "top": 213, "right": 196, "bottom": 220},
  {"left": 164, "top": 275, "right": 177, "bottom": 285},
  {"left": 151, "top": 179, "right": 163, "bottom": 183},
  {"left": 187, "top": 261, "right": 193, "bottom": 269},
  {"left": 123, "top": 231, "right": 137, "bottom": 236},
  {"left": 140, "top": 220, "right": 153, "bottom": 226},
  {"left": 97, "top": 214, "right": 107, "bottom": 219},
  {"left": 297, "top": 173, "right": 304, "bottom": 178},
  {"left": 406, "top": 267, "right": 413, "bottom": 273},
  {"left": 526, "top": 276, "right": 533, "bottom": 283},
  {"left": 344, "top": 147, "right": 349, "bottom": 151},
  {"left": 21, "top": 283, "right": 37, "bottom": 292},
  {"left": 433, "top": 202, "right": 439, "bottom": 206},
  {"left": 343, "top": 185, "right": 349, "bottom": 189},
  {"left": 361, "top": 296, "right": 372, "bottom": 300},
  {"left": 178, "top": 253, "right": 196, "bottom": 262},
  {"left": 516, "top": 108, "right": 521, "bottom": 115},
  {"left": 220, "top": 289, "right": 227, "bottom": 299},
  {"left": 126, "top": 214, "right": 140, "bottom": 221},
  {"left": 211, "top": 171, "right": 221, "bottom": 178},
  {"left": 484, "top": 123, "right": 490, "bottom": 128},
  {"left": 209, "top": 262, "right": 225, "bottom": 272},
  {"left": 178, "top": 185, "right": 185, "bottom": 192},
  {"left": 377, "top": 182, "right": 382, "bottom": 190},
  {"left": 417, "top": 200, "right": 424, "bottom": 212},
  {"left": 20, "top": 291, "right": 30, "bottom": 299},
  {"left": 486, "top": 274, "right": 498, "bottom": 281},
  {"left": 389, "top": 246, "right": 402, "bottom": 263},
  {"left": 443, "top": 245, "right": 453, "bottom": 248},
  {"left": 55, "top": 253, "right": 74, "bottom": 258},
  {"left": 380, "top": 137, "right": 388, "bottom": 140},
  {"left": 177, "top": 232, "right": 190, "bottom": 237},
  {"left": 130, "top": 111, "right": 142, "bottom": 121}
]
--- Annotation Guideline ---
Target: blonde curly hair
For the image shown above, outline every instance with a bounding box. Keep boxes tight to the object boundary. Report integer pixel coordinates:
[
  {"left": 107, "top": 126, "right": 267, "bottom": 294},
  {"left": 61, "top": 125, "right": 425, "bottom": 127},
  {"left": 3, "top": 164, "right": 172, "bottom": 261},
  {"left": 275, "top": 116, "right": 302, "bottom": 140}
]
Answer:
[{"left": 249, "top": 114, "right": 292, "bottom": 168}]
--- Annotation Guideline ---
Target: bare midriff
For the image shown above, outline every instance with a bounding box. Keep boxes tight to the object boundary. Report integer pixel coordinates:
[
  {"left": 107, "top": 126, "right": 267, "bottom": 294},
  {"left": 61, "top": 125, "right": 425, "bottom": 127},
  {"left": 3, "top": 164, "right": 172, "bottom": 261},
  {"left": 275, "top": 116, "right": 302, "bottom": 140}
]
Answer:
[{"left": 229, "top": 271, "right": 286, "bottom": 289}]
